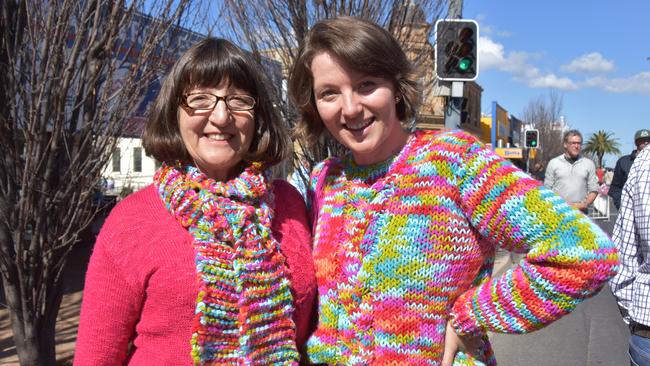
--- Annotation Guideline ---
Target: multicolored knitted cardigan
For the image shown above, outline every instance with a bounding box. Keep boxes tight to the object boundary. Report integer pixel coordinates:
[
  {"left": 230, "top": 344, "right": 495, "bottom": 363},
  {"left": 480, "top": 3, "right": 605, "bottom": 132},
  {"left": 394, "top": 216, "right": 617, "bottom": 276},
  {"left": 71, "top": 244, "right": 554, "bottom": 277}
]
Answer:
[
  {"left": 155, "top": 163, "right": 299, "bottom": 365},
  {"left": 305, "top": 129, "right": 618, "bottom": 365}
]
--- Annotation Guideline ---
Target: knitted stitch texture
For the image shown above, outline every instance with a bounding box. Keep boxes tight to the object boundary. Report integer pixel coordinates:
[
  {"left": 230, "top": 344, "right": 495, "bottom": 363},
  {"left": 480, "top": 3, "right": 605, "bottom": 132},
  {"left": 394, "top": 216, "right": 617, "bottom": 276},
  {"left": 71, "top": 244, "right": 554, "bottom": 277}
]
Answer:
[
  {"left": 306, "top": 129, "right": 618, "bottom": 365},
  {"left": 155, "top": 163, "right": 299, "bottom": 365},
  {"left": 74, "top": 181, "right": 315, "bottom": 365}
]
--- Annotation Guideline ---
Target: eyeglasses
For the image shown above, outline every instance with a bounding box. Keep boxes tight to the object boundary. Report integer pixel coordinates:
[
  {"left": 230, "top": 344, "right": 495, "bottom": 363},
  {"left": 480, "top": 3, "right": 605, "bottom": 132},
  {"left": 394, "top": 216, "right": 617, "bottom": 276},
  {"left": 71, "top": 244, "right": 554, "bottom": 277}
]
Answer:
[
  {"left": 182, "top": 92, "right": 256, "bottom": 111},
  {"left": 567, "top": 141, "right": 583, "bottom": 146}
]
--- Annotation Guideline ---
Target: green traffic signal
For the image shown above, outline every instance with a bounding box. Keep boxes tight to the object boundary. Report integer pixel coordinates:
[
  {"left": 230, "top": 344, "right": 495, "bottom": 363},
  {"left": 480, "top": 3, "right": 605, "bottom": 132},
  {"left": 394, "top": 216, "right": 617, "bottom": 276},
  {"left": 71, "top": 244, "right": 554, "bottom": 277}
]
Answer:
[
  {"left": 458, "top": 58, "right": 472, "bottom": 71},
  {"left": 435, "top": 19, "right": 479, "bottom": 81},
  {"left": 525, "top": 129, "right": 539, "bottom": 148}
]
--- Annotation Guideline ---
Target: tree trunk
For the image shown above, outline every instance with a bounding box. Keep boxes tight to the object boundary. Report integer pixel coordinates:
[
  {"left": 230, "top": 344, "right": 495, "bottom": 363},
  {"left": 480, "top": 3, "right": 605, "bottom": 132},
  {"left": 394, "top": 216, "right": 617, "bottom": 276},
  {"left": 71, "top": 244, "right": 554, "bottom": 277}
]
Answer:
[
  {"left": 0, "top": 1, "right": 206, "bottom": 363},
  {"left": 11, "top": 320, "right": 44, "bottom": 366},
  {"left": 3, "top": 276, "right": 62, "bottom": 366},
  {"left": 598, "top": 154, "right": 604, "bottom": 169}
]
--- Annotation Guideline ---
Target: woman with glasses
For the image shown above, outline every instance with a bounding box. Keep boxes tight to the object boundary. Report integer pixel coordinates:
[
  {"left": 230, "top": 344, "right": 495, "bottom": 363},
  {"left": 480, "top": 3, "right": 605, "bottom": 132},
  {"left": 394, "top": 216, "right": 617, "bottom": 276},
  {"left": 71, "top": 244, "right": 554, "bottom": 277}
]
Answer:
[{"left": 75, "top": 38, "right": 316, "bottom": 365}]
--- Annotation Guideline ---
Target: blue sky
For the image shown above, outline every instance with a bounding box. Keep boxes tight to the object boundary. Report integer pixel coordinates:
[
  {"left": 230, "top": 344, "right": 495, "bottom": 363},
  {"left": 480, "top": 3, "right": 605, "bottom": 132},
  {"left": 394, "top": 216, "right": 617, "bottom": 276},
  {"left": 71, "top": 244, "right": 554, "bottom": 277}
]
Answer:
[{"left": 462, "top": 0, "right": 650, "bottom": 167}]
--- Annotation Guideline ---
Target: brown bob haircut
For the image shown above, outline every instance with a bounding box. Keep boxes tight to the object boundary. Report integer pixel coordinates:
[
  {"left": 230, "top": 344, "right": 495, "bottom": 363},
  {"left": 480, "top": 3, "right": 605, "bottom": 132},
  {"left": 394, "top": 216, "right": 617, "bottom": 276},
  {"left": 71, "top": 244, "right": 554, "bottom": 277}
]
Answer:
[
  {"left": 143, "top": 38, "right": 288, "bottom": 166},
  {"left": 289, "top": 16, "right": 422, "bottom": 147}
]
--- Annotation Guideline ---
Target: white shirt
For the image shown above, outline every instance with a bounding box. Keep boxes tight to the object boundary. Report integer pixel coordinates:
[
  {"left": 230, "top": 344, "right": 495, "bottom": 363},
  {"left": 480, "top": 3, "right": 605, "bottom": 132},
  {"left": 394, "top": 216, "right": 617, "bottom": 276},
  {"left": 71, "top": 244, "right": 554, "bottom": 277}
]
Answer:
[
  {"left": 610, "top": 147, "right": 650, "bottom": 325},
  {"left": 544, "top": 154, "right": 598, "bottom": 204}
]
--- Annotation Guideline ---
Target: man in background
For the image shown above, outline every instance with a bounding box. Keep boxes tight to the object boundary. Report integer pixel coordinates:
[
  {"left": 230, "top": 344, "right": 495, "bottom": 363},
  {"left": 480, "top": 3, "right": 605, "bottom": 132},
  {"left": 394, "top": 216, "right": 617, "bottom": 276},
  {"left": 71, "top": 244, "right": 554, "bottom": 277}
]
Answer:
[
  {"left": 610, "top": 129, "right": 650, "bottom": 210},
  {"left": 609, "top": 143, "right": 650, "bottom": 366},
  {"left": 544, "top": 129, "right": 599, "bottom": 213}
]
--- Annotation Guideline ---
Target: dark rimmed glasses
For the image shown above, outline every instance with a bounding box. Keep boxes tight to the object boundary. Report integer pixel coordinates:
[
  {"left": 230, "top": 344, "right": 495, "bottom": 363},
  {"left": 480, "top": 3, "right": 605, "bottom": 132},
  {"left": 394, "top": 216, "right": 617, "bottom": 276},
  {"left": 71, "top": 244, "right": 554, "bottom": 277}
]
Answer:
[{"left": 181, "top": 92, "right": 256, "bottom": 111}]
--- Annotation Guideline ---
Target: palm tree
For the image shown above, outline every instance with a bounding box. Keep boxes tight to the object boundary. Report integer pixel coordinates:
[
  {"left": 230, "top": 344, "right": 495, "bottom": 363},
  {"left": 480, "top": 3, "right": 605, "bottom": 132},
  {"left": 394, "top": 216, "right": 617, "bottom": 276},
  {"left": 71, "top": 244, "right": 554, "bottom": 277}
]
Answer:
[{"left": 583, "top": 130, "right": 622, "bottom": 168}]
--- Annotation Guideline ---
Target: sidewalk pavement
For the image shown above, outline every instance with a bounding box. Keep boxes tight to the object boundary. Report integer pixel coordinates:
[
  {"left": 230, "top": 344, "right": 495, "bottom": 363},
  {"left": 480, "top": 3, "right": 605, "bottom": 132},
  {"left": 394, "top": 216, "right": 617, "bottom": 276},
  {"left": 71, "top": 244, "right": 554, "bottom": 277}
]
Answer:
[
  {"left": 488, "top": 248, "right": 629, "bottom": 366},
  {"left": 492, "top": 249, "right": 524, "bottom": 277}
]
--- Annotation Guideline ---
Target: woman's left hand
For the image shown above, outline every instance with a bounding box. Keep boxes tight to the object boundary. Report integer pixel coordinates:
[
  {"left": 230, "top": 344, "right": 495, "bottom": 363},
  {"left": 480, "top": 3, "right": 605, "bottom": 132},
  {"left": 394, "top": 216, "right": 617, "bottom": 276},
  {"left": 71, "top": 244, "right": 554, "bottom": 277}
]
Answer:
[
  {"left": 441, "top": 320, "right": 485, "bottom": 366},
  {"left": 569, "top": 201, "right": 587, "bottom": 211}
]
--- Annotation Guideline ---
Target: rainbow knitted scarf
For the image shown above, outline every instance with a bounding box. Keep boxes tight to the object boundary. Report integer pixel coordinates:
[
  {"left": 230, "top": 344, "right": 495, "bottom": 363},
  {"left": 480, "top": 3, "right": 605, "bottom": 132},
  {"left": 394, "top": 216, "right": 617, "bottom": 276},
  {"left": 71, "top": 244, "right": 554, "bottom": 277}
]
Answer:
[{"left": 154, "top": 163, "right": 298, "bottom": 365}]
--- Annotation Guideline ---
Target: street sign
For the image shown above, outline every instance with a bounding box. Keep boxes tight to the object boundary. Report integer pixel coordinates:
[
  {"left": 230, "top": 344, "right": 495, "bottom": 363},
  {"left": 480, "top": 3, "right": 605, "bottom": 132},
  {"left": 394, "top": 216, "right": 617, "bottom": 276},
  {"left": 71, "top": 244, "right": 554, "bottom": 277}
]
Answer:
[{"left": 495, "top": 147, "right": 523, "bottom": 159}]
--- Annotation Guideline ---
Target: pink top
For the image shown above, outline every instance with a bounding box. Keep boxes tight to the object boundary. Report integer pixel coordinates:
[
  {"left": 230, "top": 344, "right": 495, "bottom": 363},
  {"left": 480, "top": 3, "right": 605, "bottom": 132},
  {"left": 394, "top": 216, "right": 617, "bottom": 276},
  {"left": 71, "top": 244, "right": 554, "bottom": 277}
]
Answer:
[{"left": 74, "top": 181, "right": 316, "bottom": 365}]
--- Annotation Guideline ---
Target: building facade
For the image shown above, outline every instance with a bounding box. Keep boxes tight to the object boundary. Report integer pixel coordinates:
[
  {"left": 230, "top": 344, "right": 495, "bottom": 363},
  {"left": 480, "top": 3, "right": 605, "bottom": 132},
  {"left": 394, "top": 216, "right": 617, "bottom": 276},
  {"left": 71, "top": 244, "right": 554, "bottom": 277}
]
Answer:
[{"left": 396, "top": 6, "right": 483, "bottom": 132}]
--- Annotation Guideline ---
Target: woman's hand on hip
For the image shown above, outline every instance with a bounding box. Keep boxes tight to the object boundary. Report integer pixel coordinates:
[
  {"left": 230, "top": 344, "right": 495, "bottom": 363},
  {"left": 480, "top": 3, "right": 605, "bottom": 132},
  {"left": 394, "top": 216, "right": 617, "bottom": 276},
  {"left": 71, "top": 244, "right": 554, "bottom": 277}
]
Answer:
[{"left": 441, "top": 319, "right": 485, "bottom": 366}]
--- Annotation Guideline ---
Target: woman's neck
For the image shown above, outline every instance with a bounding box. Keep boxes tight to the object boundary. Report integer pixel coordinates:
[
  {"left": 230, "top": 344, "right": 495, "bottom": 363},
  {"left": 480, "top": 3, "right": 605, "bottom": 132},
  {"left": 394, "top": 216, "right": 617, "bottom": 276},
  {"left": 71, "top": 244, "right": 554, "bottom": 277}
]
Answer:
[{"left": 352, "top": 127, "right": 410, "bottom": 166}]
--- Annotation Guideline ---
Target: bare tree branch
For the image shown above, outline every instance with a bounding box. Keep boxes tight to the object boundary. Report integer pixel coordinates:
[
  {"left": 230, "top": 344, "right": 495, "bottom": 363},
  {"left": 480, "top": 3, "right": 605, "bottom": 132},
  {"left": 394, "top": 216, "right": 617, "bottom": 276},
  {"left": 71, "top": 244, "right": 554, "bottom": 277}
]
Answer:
[
  {"left": 0, "top": 0, "right": 202, "bottom": 363},
  {"left": 221, "top": 0, "right": 446, "bottom": 183},
  {"left": 522, "top": 90, "right": 566, "bottom": 168}
]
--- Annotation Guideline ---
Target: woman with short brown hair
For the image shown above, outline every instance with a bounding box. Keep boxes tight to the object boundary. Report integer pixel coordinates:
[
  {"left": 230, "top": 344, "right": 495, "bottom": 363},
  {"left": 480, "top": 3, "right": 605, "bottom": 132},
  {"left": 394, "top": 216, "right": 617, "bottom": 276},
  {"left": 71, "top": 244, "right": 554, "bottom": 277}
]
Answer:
[
  {"left": 75, "top": 38, "right": 316, "bottom": 365},
  {"left": 144, "top": 38, "right": 288, "bottom": 167},
  {"left": 290, "top": 16, "right": 421, "bottom": 148},
  {"left": 289, "top": 16, "right": 617, "bottom": 366}
]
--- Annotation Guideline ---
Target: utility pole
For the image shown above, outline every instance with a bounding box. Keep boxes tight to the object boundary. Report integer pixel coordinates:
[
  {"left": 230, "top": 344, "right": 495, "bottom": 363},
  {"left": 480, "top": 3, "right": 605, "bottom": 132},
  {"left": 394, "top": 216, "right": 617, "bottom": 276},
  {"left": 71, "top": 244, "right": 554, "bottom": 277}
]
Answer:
[
  {"left": 448, "top": 0, "right": 462, "bottom": 18},
  {"left": 444, "top": 0, "right": 464, "bottom": 129}
]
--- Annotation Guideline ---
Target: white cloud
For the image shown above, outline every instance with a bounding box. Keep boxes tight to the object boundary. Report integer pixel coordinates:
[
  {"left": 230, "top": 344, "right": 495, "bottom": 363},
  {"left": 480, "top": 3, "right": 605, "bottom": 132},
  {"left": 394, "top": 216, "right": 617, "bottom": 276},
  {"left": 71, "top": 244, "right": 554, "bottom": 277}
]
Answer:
[
  {"left": 561, "top": 52, "right": 615, "bottom": 73},
  {"left": 478, "top": 36, "right": 507, "bottom": 70},
  {"left": 506, "top": 51, "right": 534, "bottom": 73},
  {"left": 478, "top": 35, "right": 645, "bottom": 94},
  {"left": 479, "top": 36, "right": 578, "bottom": 90},
  {"left": 583, "top": 72, "right": 650, "bottom": 94},
  {"left": 478, "top": 38, "right": 531, "bottom": 74},
  {"left": 527, "top": 74, "right": 579, "bottom": 90}
]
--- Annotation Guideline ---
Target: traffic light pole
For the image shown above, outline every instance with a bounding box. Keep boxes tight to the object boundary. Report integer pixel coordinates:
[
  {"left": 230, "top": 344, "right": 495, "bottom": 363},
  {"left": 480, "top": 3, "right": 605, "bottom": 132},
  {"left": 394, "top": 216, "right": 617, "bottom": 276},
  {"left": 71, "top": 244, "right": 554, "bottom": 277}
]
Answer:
[
  {"left": 444, "top": 82, "right": 464, "bottom": 129},
  {"left": 448, "top": 0, "right": 462, "bottom": 18},
  {"left": 525, "top": 148, "right": 530, "bottom": 173},
  {"left": 444, "top": 0, "right": 464, "bottom": 129}
]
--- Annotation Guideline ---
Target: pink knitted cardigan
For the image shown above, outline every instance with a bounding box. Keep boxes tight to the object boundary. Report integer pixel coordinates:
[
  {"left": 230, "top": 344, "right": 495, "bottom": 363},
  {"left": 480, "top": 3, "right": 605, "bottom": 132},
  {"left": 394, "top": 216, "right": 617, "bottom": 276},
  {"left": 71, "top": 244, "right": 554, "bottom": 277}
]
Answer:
[{"left": 74, "top": 181, "right": 316, "bottom": 365}]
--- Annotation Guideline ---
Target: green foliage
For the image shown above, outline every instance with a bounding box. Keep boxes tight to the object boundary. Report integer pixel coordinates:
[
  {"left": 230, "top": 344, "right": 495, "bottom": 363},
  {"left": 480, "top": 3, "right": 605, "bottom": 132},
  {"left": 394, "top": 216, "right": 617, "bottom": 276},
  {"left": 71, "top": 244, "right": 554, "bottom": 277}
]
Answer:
[{"left": 583, "top": 130, "right": 622, "bottom": 168}]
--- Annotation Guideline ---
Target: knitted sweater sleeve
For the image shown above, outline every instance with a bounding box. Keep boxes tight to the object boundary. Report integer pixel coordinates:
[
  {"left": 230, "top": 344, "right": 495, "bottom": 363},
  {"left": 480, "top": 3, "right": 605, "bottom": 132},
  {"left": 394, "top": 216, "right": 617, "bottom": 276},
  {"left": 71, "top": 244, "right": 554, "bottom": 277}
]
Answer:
[
  {"left": 272, "top": 180, "right": 317, "bottom": 349},
  {"left": 74, "top": 227, "right": 144, "bottom": 365},
  {"left": 448, "top": 131, "right": 619, "bottom": 335}
]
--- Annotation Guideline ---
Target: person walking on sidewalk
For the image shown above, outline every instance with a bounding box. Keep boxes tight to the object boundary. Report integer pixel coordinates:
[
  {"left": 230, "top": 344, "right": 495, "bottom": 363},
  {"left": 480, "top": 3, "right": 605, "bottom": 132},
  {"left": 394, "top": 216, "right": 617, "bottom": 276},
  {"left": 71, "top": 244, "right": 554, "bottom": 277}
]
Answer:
[
  {"left": 609, "top": 129, "right": 650, "bottom": 210},
  {"left": 75, "top": 38, "right": 316, "bottom": 365},
  {"left": 289, "top": 16, "right": 619, "bottom": 366},
  {"left": 544, "top": 129, "right": 599, "bottom": 213},
  {"left": 610, "top": 145, "right": 650, "bottom": 366}
]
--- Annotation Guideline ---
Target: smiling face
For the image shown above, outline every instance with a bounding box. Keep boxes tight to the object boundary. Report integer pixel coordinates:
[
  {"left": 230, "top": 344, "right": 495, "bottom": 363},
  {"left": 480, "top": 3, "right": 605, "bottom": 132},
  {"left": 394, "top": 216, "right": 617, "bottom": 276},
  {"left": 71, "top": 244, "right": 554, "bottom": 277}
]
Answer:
[
  {"left": 310, "top": 52, "right": 408, "bottom": 165},
  {"left": 178, "top": 81, "right": 255, "bottom": 181}
]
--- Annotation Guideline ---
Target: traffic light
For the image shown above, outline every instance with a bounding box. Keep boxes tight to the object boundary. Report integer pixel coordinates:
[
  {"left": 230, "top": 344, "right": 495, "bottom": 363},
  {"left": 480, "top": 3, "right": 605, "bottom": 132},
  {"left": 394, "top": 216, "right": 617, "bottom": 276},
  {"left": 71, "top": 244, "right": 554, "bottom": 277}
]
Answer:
[
  {"left": 435, "top": 19, "right": 479, "bottom": 81},
  {"left": 525, "top": 129, "right": 539, "bottom": 148}
]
